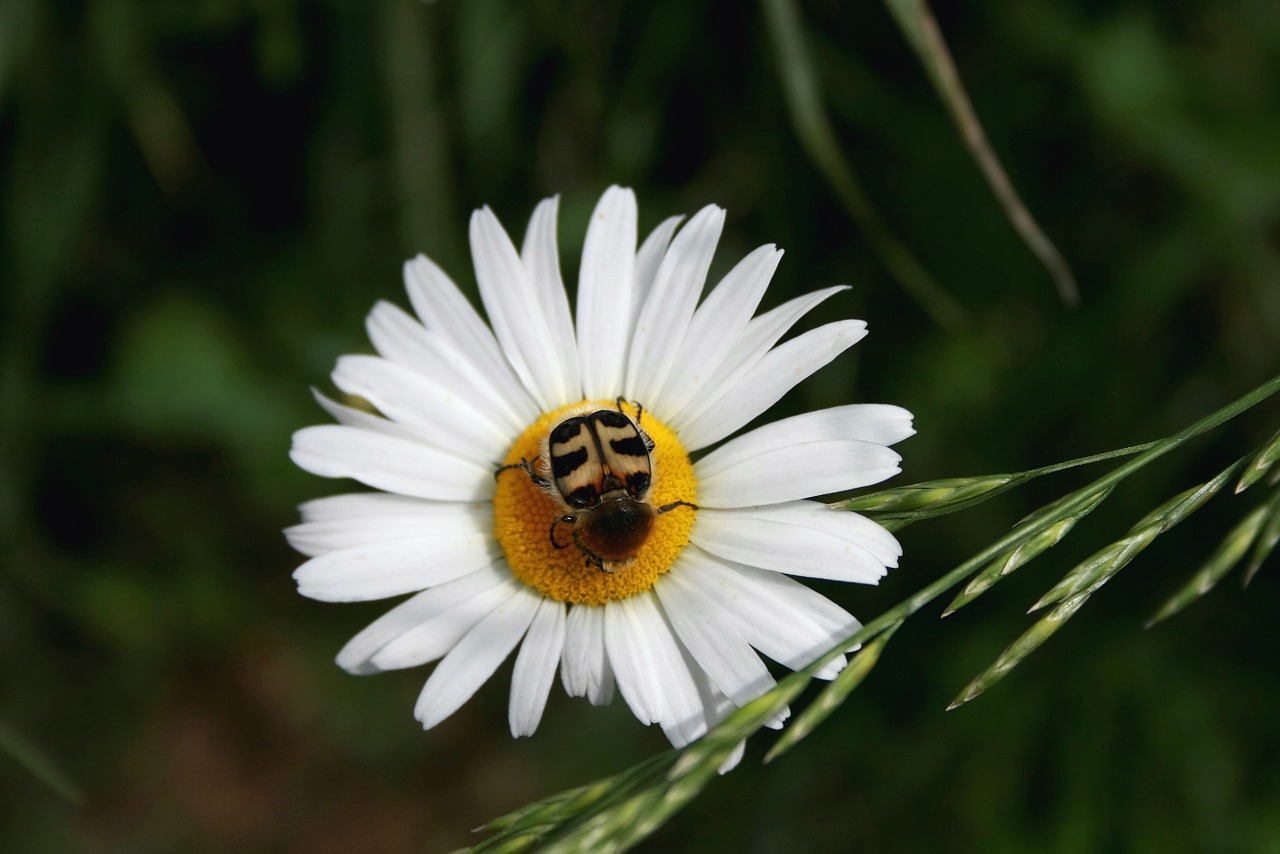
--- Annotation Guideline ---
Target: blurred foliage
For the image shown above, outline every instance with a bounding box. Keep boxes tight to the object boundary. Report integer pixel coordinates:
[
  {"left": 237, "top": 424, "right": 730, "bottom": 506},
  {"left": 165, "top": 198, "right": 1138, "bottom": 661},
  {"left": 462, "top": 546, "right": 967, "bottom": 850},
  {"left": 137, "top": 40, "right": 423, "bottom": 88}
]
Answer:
[{"left": 2, "top": 0, "right": 1278, "bottom": 852}]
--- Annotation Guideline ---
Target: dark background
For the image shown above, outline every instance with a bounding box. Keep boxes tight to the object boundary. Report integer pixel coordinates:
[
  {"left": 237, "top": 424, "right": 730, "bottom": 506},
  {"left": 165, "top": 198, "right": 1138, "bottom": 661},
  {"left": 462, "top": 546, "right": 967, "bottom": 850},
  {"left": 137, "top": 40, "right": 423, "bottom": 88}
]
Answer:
[{"left": 3, "top": 0, "right": 1279, "bottom": 851}]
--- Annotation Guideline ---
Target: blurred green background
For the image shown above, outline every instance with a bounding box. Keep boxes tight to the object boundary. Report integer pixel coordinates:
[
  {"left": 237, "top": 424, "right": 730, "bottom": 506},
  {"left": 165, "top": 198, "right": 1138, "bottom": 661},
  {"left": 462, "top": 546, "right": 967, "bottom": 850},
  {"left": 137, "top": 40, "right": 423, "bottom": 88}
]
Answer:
[{"left": 3, "top": 0, "right": 1279, "bottom": 851}]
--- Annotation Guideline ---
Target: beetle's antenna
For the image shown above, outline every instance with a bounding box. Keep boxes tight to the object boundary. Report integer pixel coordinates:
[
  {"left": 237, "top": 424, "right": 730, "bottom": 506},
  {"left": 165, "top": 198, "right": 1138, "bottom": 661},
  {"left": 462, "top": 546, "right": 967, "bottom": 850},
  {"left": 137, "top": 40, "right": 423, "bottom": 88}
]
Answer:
[{"left": 615, "top": 396, "right": 644, "bottom": 424}]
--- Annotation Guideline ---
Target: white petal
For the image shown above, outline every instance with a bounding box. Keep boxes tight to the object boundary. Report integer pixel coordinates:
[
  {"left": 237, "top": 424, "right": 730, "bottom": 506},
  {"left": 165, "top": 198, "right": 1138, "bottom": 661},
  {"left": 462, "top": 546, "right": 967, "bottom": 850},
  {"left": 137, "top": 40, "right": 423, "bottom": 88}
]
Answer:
[
  {"left": 288, "top": 496, "right": 486, "bottom": 558},
  {"left": 651, "top": 622, "right": 709, "bottom": 750},
  {"left": 287, "top": 498, "right": 490, "bottom": 557},
  {"left": 732, "top": 560, "right": 863, "bottom": 642},
  {"left": 577, "top": 186, "right": 637, "bottom": 400},
  {"left": 471, "top": 207, "right": 567, "bottom": 409},
  {"left": 402, "top": 255, "right": 535, "bottom": 418},
  {"left": 372, "top": 575, "right": 521, "bottom": 671},
  {"left": 819, "top": 507, "right": 904, "bottom": 567},
  {"left": 698, "top": 406, "right": 906, "bottom": 479},
  {"left": 335, "top": 563, "right": 510, "bottom": 674},
  {"left": 364, "top": 300, "right": 437, "bottom": 375},
  {"left": 292, "top": 528, "right": 499, "bottom": 602},
  {"left": 332, "top": 355, "right": 511, "bottom": 463},
  {"left": 625, "top": 204, "right": 725, "bottom": 404},
  {"left": 509, "top": 597, "right": 567, "bottom": 737},
  {"left": 678, "top": 320, "right": 868, "bottom": 451},
  {"left": 696, "top": 435, "right": 900, "bottom": 507},
  {"left": 561, "top": 604, "right": 615, "bottom": 705},
  {"left": 521, "top": 196, "right": 581, "bottom": 404},
  {"left": 668, "top": 285, "right": 846, "bottom": 433},
  {"left": 826, "top": 403, "right": 915, "bottom": 446},
  {"left": 298, "top": 491, "right": 474, "bottom": 522},
  {"left": 414, "top": 584, "right": 542, "bottom": 729},
  {"left": 692, "top": 506, "right": 892, "bottom": 583},
  {"left": 365, "top": 301, "right": 536, "bottom": 433},
  {"left": 311, "top": 389, "right": 419, "bottom": 440},
  {"left": 680, "top": 653, "right": 750, "bottom": 772},
  {"left": 661, "top": 245, "right": 783, "bottom": 416},
  {"left": 696, "top": 438, "right": 900, "bottom": 507},
  {"left": 603, "top": 592, "right": 704, "bottom": 746},
  {"left": 655, "top": 569, "right": 775, "bottom": 706},
  {"left": 403, "top": 254, "right": 506, "bottom": 372},
  {"left": 765, "top": 705, "right": 793, "bottom": 730},
  {"left": 290, "top": 425, "right": 493, "bottom": 501},
  {"left": 700, "top": 406, "right": 914, "bottom": 476},
  {"left": 677, "top": 548, "right": 856, "bottom": 679},
  {"left": 685, "top": 650, "right": 736, "bottom": 727},
  {"left": 601, "top": 597, "right": 660, "bottom": 724},
  {"left": 727, "top": 501, "right": 906, "bottom": 568},
  {"left": 701, "top": 499, "right": 900, "bottom": 566},
  {"left": 718, "top": 741, "right": 747, "bottom": 774},
  {"left": 631, "top": 215, "right": 685, "bottom": 324},
  {"left": 652, "top": 648, "right": 710, "bottom": 750}
]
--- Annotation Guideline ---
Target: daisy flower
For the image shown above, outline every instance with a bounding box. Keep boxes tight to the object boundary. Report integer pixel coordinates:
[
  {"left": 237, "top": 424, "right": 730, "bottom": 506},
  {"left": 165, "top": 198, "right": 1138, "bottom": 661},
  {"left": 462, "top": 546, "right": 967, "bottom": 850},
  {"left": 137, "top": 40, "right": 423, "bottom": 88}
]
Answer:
[{"left": 287, "top": 186, "right": 913, "bottom": 765}]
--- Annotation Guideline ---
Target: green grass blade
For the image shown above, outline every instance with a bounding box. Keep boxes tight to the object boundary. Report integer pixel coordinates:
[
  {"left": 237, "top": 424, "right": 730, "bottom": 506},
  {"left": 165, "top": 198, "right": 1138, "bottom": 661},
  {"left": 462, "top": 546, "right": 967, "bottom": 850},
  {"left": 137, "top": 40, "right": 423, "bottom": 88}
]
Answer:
[
  {"left": 470, "top": 753, "right": 675, "bottom": 851},
  {"left": 841, "top": 475, "right": 1018, "bottom": 514},
  {"left": 1243, "top": 488, "right": 1280, "bottom": 586},
  {"left": 1132, "top": 465, "right": 1241, "bottom": 532},
  {"left": 943, "top": 485, "right": 1115, "bottom": 616},
  {"left": 476, "top": 780, "right": 597, "bottom": 833},
  {"left": 949, "top": 582, "right": 1097, "bottom": 710},
  {"left": 466, "top": 376, "right": 1280, "bottom": 852},
  {"left": 537, "top": 682, "right": 808, "bottom": 854},
  {"left": 1235, "top": 427, "right": 1280, "bottom": 493},
  {"left": 764, "top": 624, "right": 898, "bottom": 763},
  {"left": 1032, "top": 463, "right": 1244, "bottom": 613},
  {"left": 843, "top": 444, "right": 1152, "bottom": 532},
  {"left": 1029, "top": 527, "right": 1159, "bottom": 613},
  {"left": 882, "top": 0, "right": 1077, "bottom": 304},
  {"left": 760, "top": 0, "right": 965, "bottom": 329},
  {"left": 0, "top": 717, "right": 81, "bottom": 805},
  {"left": 945, "top": 517, "right": 1078, "bottom": 616},
  {"left": 471, "top": 679, "right": 808, "bottom": 853},
  {"left": 1146, "top": 503, "right": 1268, "bottom": 627}
]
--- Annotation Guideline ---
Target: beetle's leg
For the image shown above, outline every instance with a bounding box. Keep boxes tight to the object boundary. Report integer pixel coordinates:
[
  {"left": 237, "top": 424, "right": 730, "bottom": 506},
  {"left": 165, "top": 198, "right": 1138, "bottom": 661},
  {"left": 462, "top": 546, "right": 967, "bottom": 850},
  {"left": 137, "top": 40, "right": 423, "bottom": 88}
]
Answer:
[
  {"left": 549, "top": 515, "right": 575, "bottom": 549},
  {"left": 571, "top": 526, "right": 611, "bottom": 573},
  {"left": 495, "top": 457, "right": 551, "bottom": 489},
  {"left": 657, "top": 499, "right": 698, "bottom": 515}
]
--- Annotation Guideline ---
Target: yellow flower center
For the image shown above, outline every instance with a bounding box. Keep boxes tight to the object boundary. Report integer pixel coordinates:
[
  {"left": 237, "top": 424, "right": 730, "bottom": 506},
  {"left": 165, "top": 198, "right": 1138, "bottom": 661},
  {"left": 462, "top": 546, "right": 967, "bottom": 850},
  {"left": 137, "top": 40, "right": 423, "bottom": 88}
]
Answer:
[{"left": 493, "top": 400, "right": 698, "bottom": 605}]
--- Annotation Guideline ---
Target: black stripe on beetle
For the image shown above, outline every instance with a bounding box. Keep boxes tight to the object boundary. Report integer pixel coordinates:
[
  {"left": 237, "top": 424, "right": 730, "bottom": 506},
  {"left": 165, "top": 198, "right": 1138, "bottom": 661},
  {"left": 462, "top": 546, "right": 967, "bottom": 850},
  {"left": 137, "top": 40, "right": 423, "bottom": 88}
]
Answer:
[{"left": 550, "top": 446, "right": 588, "bottom": 479}]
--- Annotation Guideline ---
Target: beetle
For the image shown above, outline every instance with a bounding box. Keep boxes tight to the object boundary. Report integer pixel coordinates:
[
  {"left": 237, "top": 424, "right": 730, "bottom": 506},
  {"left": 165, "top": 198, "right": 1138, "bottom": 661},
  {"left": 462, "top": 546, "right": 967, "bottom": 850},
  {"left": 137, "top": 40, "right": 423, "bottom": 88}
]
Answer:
[{"left": 496, "top": 400, "right": 695, "bottom": 572}]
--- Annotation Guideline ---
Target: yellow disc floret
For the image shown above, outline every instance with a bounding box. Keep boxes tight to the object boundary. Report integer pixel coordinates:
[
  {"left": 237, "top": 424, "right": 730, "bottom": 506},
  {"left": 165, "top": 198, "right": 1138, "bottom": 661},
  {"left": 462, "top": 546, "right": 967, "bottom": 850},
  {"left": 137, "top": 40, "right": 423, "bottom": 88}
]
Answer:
[{"left": 493, "top": 400, "right": 698, "bottom": 605}]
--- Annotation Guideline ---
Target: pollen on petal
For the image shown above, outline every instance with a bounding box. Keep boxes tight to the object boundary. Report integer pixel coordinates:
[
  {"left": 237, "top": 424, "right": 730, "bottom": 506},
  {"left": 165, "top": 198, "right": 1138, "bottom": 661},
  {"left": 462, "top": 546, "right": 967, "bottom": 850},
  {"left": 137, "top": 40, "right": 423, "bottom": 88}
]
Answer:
[{"left": 493, "top": 400, "right": 698, "bottom": 605}]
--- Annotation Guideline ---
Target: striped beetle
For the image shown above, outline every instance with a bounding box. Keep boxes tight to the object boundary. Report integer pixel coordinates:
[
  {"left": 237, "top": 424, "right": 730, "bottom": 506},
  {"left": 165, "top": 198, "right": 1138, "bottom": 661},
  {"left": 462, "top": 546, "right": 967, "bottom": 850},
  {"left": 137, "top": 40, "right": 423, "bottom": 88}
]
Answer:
[{"left": 496, "top": 400, "right": 695, "bottom": 572}]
